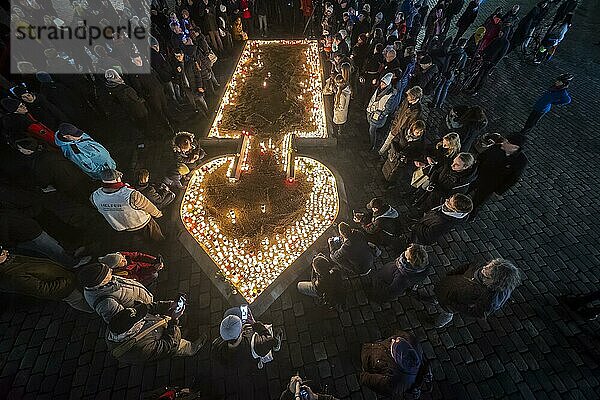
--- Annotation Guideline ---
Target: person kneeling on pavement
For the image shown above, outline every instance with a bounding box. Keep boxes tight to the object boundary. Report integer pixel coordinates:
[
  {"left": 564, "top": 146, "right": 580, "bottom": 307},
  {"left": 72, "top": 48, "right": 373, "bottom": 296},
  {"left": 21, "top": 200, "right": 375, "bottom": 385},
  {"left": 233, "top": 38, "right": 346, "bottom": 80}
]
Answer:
[
  {"left": 98, "top": 251, "right": 164, "bottom": 287},
  {"left": 433, "top": 258, "right": 522, "bottom": 328},
  {"left": 0, "top": 246, "right": 92, "bottom": 312},
  {"left": 329, "top": 222, "right": 377, "bottom": 276},
  {"left": 216, "top": 305, "right": 282, "bottom": 369},
  {"left": 374, "top": 244, "right": 430, "bottom": 301},
  {"left": 353, "top": 198, "right": 400, "bottom": 247},
  {"left": 297, "top": 254, "right": 345, "bottom": 307},
  {"left": 78, "top": 262, "right": 156, "bottom": 323},
  {"left": 360, "top": 331, "right": 432, "bottom": 398},
  {"left": 106, "top": 302, "right": 206, "bottom": 364}
]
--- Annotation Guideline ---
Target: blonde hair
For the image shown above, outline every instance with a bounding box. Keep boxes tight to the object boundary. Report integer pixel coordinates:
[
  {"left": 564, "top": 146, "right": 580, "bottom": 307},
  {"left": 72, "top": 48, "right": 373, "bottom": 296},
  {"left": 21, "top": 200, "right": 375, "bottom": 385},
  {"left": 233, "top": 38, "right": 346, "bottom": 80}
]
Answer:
[
  {"left": 456, "top": 152, "right": 475, "bottom": 168},
  {"left": 406, "top": 244, "right": 429, "bottom": 268},
  {"left": 340, "top": 62, "right": 352, "bottom": 84},
  {"left": 334, "top": 74, "right": 348, "bottom": 106},
  {"left": 137, "top": 168, "right": 150, "bottom": 184},
  {"left": 438, "top": 132, "right": 461, "bottom": 158}
]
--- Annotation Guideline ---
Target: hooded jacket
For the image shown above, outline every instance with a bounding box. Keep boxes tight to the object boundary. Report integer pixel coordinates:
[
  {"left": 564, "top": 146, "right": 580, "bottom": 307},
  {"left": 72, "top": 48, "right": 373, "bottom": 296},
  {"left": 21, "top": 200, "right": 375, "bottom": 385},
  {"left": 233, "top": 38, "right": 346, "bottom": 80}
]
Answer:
[
  {"left": 411, "top": 205, "right": 468, "bottom": 245},
  {"left": 533, "top": 87, "right": 571, "bottom": 113},
  {"left": 105, "top": 313, "right": 181, "bottom": 364},
  {"left": 84, "top": 275, "right": 153, "bottom": 323},
  {"left": 330, "top": 229, "right": 375, "bottom": 275},
  {"left": 378, "top": 254, "right": 430, "bottom": 298},
  {"left": 435, "top": 263, "right": 514, "bottom": 318},
  {"left": 54, "top": 132, "right": 116, "bottom": 180},
  {"left": 361, "top": 205, "right": 400, "bottom": 245},
  {"left": 423, "top": 163, "right": 478, "bottom": 209},
  {"left": 367, "top": 85, "right": 397, "bottom": 128}
]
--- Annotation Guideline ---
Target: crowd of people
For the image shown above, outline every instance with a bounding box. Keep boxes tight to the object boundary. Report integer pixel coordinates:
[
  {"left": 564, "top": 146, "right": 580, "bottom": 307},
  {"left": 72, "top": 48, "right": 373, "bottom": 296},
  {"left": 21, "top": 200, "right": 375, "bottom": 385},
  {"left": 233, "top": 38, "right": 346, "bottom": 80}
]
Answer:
[{"left": 0, "top": 0, "right": 592, "bottom": 399}]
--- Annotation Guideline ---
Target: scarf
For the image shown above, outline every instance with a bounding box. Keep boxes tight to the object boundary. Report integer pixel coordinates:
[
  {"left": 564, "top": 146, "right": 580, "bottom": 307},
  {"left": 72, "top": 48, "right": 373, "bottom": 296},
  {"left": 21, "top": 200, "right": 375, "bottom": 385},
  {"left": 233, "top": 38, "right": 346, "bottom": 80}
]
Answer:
[
  {"left": 108, "top": 318, "right": 146, "bottom": 342},
  {"left": 440, "top": 203, "right": 469, "bottom": 219},
  {"left": 102, "top": 182, "right": 128, "bottom": 190}
]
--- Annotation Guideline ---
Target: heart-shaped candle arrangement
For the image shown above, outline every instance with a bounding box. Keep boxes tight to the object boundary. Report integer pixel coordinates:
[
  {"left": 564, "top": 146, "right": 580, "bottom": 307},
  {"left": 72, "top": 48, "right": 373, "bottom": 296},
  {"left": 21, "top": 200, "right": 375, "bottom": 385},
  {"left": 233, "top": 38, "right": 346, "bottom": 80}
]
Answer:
[{"left": 181, "top": 150, "right": 339, "bottom": 303}]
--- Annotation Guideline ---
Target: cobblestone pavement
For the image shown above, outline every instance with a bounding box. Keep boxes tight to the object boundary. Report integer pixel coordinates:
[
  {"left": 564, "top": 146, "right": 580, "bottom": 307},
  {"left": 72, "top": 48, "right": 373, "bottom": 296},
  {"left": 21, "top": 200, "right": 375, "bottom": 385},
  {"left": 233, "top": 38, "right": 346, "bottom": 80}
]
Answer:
[{"left": 2, "top": 1, "right": 600, "bottom": 399}]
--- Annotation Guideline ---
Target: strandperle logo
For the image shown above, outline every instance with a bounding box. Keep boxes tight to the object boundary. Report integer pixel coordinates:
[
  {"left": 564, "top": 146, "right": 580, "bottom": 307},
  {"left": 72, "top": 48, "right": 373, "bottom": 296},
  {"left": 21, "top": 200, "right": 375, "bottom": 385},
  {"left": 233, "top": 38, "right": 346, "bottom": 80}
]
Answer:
[
  {"left": 15, "top": 20, "right": 148, "bottom": 47},
  {"left": 10, "top": 0, "right": 151, "bottom": 74}
]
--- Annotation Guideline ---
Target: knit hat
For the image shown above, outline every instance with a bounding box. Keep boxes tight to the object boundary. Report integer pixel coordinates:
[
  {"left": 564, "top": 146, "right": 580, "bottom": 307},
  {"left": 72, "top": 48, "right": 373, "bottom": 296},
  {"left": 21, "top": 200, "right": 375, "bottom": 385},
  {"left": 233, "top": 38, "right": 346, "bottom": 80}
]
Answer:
[
  {"left": 109, "top": 303, "right": 149, "bottom": 335},
  {"left": 36, "top": 71, "right": 54, "bottom": 83},
  {"left": 391, "top": 337, "right": 421, "bottom": 375},
  {"left": 57, "top": 122, "right": 84, "bottom": 138},
  {"left": 77, "top": 262, "right": 111, "bottom": 288},
  {"left": 1, "top": 98, "right": 21, "bottom": 113},
  {"left": 362, "top": 3, "right": 371, "bottom": 13},
  {"left": 98, "top": 253, "right": 126, "bottom": 268},
  {"left": 380, "top": 72, "right": 393, "bottom": 86},
  {"left": 100, "top": 169, "right": 123, "bottom": 183},
  {"left": 220, "top": 315, "right": 243, "bottom": 341}
]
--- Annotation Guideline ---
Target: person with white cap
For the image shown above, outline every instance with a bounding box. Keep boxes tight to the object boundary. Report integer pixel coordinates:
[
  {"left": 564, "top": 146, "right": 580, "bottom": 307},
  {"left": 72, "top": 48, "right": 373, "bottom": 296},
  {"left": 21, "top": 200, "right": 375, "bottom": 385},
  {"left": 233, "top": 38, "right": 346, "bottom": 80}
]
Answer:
[
  {"left": 218, "top": 306, "right": 282, "bottom": 368},
  {"left": 366, "top": 72, "right": 397, "bottom": 152},
  {"left": 90, "top": 169, "right": 165, "bottom": 242}
]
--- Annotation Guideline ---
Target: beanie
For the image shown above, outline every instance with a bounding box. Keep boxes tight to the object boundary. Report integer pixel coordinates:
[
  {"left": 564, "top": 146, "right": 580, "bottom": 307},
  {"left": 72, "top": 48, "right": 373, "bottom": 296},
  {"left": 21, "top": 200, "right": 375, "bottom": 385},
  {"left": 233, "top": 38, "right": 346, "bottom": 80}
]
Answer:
[
  {"left": 220, "top": 315, "right": 243, "bottom": 341},
  {"left": 1, "top": 98, "right": 21, "bottom": 113},
  {"left": 36, "top": 71, "right": 54, "bottom": 83},
  {"left": 77, "top": 262, "right": 111, "bottom": 288},
  {"left": 100, "top": 169, "right": 123, "bottom": 184},
  {"left": 98, "top": 253, "right": 126, "bottom": 268},
  {"left": 109, "top": 303, "right": 149, "bottom": 334},
  {"left": 10, "top": 85, "right": 29, "bottom": 99},
  {"left": 57, "top": 122, "right": 84, "bottom": 138},
  {"left": 380, "top": 72, "right": 393, "bottom": 86}
]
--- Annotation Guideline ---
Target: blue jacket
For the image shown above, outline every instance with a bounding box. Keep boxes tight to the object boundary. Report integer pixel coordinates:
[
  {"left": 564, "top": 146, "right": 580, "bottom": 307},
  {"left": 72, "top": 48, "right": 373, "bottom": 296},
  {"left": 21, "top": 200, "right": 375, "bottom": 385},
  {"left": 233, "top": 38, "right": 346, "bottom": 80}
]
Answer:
[
  {"left": 55, "top": 133, "right": 116, "bottom": 180},
  {"left": 533, "top": 87, "right": 571, "bottom": 113}
]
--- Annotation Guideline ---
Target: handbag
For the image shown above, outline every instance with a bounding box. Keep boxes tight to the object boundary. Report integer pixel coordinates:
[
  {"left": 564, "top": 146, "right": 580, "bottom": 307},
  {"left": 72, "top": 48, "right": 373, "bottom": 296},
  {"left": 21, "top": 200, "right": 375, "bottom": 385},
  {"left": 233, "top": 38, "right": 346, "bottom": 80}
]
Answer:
[
  {"left": 411, "top": 166, "right": 431, "bottom": 189},
  {"left": 208, "top": 51, "right": 218, "bottom": 67}
]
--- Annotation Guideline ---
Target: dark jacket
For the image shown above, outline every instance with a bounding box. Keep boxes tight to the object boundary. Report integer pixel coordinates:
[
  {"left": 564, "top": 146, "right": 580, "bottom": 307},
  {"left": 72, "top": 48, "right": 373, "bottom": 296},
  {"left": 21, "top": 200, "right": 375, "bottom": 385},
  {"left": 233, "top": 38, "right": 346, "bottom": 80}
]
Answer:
[
  {"left": 136, "top": 182, "right": 176, "bottom": 210},
  {"left": 105, "top": 314, "right": 181, "bottom": 364},
  {"left": 411, "top": 206, "right": 468, "bottom": 245},
  {"left": 330, "top": 230, "right": 375, "bottom": 275},
  {"left": 360, "top": 205, "right": 400, "bottom": 246},
  {"left": 25, "top": 95, "right": 68, "bottom": 130},
  {"left": 151, "top": 48, "right": 174, "bottom": 83},
  {"left": 435, "top": 263, "right": 514, "bottom": 318},
  {"left": 104, "top": 83, "right": 148, "bottom": 120},
  {"left": 0, "top": 210, "right": 43, "bottom": 246},
  {"left": 422, "top": 163, "right": 478, "bottom": 209},
  {"left": 411, "top": 63, "right": 438, "bottom": 95},
  {"left": 377, "top": 255, "right": 430, "bottom": 298},
  {"left": 473, "top": 144, "right": 527, "bottom": 197},
  {"left": 360, "top": 332, "right": 424, "bottom": 397},
  {"left": 0, "top": 254, "right": 76, "bottom": 300},
  {"left": 456, "top": 1, "right": 479, "bottom": 29},
  {"left": 482, "top": 35, "right": 510, "bottom": 64}
]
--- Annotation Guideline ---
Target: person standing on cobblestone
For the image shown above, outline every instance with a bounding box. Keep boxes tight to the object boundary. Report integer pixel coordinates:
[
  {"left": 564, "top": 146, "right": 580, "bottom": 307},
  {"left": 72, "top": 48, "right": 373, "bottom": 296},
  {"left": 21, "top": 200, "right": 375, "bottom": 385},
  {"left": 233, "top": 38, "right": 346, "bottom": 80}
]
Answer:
[
  {"left": 433, "top": 258, "right": 522, "bottom": 327},
  {"left": 366, "top": 73, "right": 397, "bottom": 152},
  {"left": 521, "top": 73, "right": 572, "bottom": 134},
  {"left": 374, "top": 244, "right": 430, "bottom": 300},
  {"left": 469, "top": 134, "right": 527, "bottom": 217}
]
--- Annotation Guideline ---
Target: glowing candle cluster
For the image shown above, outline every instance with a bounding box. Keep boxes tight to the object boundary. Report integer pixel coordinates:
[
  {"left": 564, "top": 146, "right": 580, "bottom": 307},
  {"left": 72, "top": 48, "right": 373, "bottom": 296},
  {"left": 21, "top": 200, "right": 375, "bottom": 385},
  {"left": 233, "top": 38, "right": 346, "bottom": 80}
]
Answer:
[
  {"left": 181, "top": 155, "right": 339, "bottom": 303},
  {"left": 209, "top": 40, "right": 327, "bottom": 139}
]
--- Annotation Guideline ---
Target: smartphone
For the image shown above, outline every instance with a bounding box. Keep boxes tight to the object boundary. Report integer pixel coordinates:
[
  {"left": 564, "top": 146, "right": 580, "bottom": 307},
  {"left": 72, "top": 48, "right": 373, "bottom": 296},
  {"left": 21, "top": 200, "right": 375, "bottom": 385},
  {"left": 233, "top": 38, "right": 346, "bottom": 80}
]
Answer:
[
  {"left": 174, "top": 294, "right": 186, "bottom": 315},
  {"left": 299, "top": 388, "right": 310, "bottom": 400},
  {"left": 240, "top": 304, "right": 249, "bottom": 324}
]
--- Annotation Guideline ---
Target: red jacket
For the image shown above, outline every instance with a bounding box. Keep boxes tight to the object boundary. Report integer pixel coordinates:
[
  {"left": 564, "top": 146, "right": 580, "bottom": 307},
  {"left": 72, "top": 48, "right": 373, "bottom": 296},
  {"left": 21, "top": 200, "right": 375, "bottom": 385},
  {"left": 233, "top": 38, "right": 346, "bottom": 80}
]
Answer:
[{"left": 112, "top": 252, "right": 163, "bottom": 286}]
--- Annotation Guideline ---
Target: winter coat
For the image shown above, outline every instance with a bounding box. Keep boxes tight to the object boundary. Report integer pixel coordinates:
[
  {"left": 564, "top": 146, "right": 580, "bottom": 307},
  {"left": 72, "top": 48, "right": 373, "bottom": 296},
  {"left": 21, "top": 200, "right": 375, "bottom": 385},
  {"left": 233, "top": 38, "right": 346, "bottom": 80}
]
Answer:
[
  {"left": 330, "top": 229, "right": 375, "bottom": 275},
  {"left": 389, "top": 99, "right": 423, "bottom": 137},
  {"left": 199, "top": 2, "right": 219, "bottom": 32},
  {"left": 360, "top": 205, "right": 400, "bottom": 246},
  {"left": 0, "top": 254, "right": 77, "bottom": 300},
  {"left": 111, "top": 252, "right": 164, "bottom": 286},
  {"left": 136, "top": 182, "right": 176, "bottom": 210},
  {"left": 84, "top": 275, "right": 153, "bottom": 323},
  {"left": 411, "top": 64, "right": 439, "bottom": 95},
  {"left": 446, "top": 0, "right": 466, "bottom": 19},
  {"left": 104, "top": 82, "right": 149, "bottom": 120},
  {"left": 532, "top": 87, "right": 571, "bottom": 114},
  {"left": 435, "top": 263, "right": 514, "bottom": 318},
  {"left": 307, "top": 261, "right": 345, "bottom": 305},
  {"left": 360, "top": 332, "right": 423, "bottom": 397},
  {"left": 151, "top": 49, "right": 174, "bottom": 83},
  {"left": 457, "top": 1, "right": 479, "bottom": 29},
  {"left": 377, "top": 255, "right": 429, "bottom": 298},
  {"left": 471, "top": 144, "right": 528, "bottom": 198},
  {"left": 54, "top": 133, "right": 116, "bottom": 180},
  {"left": 105, "top": 314, "right": 182, "bottom": 364},
  {"left": 366, "top": 85, "right": 397, "bottom": 128},
  {"left": 422, "top": 163, "right": 478, "bottom": 209},
  {"left": 482, "top": 36, "right": 510, "bottom": 65},
  {"left": 23, "top": 96, "right": 68, "bottom": 131},
  {"left": 411, "top": 206, "right": 468, "bottom": 245},
  {"left": 333, "top": 86, "right": 351, "bottom": 125}
]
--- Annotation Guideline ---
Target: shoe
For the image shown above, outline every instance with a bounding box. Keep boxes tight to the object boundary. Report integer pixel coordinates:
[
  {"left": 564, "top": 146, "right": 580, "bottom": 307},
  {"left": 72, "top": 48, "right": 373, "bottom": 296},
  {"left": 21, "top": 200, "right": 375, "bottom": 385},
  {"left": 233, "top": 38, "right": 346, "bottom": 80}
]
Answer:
[
  {"left": 41, "top": 185, "right": 57, "bottom": 193},
  {"left": 190, "top": 333, "right": 208, "bottom": 355},
  {"left": 434, "top": 312, "right": 454, "bottom": 328}
]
